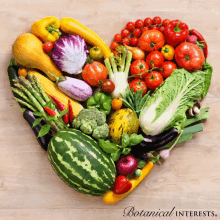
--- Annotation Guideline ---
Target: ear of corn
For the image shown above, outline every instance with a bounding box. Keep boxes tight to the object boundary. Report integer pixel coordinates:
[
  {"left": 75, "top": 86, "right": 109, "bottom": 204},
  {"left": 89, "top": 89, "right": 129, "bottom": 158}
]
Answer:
[
  {"left": 60, "top": 17, "right": 112, "bottom": 59},
  {"left": 29, "top": 70, "right": 83, "bottom": 117}
]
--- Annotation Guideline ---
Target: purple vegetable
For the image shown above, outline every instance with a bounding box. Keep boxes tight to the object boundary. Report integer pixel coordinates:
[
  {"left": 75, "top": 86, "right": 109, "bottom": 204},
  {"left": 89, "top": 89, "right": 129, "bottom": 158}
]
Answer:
[
  {"left": 52, "top": 35, "right": 88, "bottom": 75},
  {"left": 58, "top": 77, "right": 93, "bottom": 101},
  {"left": 186, "top": 35, "right": 197, "bottom": 44}
]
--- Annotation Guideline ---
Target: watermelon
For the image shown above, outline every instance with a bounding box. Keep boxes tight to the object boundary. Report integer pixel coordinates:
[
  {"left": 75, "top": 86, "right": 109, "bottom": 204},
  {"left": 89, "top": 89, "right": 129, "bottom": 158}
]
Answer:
[{"left": 47, "top": 129, "right": 116, "bottom": 196}]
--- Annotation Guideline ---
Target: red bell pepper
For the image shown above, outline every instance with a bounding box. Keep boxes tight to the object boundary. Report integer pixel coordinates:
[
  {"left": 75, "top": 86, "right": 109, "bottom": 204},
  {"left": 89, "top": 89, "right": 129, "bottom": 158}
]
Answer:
[
  {"left": 164, "top": 20, "right": 189, "bottom": 47},
  {"left": 114, "top": 175, "right": 132, "bottom": 194}
]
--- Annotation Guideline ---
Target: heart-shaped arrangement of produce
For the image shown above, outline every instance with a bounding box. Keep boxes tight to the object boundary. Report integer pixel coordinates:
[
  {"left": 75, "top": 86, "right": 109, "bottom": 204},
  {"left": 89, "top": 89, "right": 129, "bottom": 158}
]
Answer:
[{"left": 8, "top": 16, "right": 213, "bottom": 204}]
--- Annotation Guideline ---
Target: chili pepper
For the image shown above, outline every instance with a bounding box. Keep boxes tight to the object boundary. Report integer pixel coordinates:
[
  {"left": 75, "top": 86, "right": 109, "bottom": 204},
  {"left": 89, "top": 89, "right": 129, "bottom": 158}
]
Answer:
[
  {"left": 161, "top": 45, "right": 175, "bottom": 60},
  {"left": 164, "top": 20, "right": 189, "bottom": 47},
  {"left": 113, "top": 175, "right": 132, "bottom": 194},
  {"left": 50, "top": 95, "right": 69, "bottom": 124},
  {"left": 31, "top": 16, "right": 61, "bottom": 43},
  {"left": 68, "top": 100, "right": 74, "bottom": 123},
  {"left": 44, "top": 106, "right": 56, "bottom": 116},
  {"left": 87, "top": 92, "right": 112, "bottom": 115},
  {"left": 190, "top": 29, "right": 208, "bottom": 58}
]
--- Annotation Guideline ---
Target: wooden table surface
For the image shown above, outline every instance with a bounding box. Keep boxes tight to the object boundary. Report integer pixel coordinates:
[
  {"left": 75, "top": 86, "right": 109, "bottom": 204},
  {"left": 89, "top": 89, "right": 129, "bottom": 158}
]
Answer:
[{"left": 1, "top": 0, "right": 220, "bottom": 219}]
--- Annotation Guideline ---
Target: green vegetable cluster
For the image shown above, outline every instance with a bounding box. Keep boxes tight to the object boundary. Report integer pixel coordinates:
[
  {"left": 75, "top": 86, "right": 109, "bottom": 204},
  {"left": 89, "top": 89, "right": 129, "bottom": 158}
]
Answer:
[{"left": 72, "top": 108, "right": 109, "bottom": 140}]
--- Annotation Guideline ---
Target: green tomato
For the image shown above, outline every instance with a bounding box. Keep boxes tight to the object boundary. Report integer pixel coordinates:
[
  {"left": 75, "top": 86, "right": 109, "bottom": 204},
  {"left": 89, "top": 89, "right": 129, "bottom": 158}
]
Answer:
[
  {"left": 89, "top": 46, "right": 104, "bottom": 61},
  {"left": 135, "top": 169, "right": 142, "bottom": 177}
]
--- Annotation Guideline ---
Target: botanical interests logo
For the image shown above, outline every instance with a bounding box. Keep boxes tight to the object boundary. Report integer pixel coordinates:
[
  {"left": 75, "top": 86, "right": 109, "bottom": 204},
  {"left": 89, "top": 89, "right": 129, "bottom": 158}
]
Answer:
[{"left": 123, "top": 206, "right": 218, "bottom": 218}]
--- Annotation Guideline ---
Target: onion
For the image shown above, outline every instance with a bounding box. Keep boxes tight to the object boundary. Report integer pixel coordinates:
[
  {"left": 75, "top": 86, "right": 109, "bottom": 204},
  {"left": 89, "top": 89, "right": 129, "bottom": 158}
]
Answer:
[{"left": 125, "top": 45, "right": 145, "bottom": 60}]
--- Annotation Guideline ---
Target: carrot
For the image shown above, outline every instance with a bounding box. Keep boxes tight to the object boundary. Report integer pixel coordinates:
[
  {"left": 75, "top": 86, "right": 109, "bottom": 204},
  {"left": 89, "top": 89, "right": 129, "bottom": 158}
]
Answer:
[{"left": 103, "top": 161, "right": 154, "bottom": 204}]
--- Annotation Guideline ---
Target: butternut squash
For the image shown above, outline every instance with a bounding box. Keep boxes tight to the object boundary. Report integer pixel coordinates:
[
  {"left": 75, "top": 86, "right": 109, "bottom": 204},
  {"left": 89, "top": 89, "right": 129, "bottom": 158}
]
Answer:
[
  {"left": 12, "top": 33, "right": 62, "bottom": 81},
  {"left": 60, "top": 17, "right": 112, "bottom": 59}
]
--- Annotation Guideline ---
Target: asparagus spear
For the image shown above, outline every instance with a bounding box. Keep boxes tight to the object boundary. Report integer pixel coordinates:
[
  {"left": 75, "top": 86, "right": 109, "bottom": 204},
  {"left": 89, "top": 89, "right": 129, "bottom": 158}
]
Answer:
[
  {"left": 11, "top": 87, "right": 32, "bottom": 104},
  {"left": 13, "top": 97, "right": 37, "bottom": 112},
  {"left": 26, "top": 73, "right": 40, "bottom": 94}
]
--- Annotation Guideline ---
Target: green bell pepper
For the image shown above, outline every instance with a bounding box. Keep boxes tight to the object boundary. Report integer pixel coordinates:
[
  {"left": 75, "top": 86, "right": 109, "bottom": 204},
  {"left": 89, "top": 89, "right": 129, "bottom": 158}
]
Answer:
[{"left": 87, "top": 92, "right": 112, "bottom": 115}]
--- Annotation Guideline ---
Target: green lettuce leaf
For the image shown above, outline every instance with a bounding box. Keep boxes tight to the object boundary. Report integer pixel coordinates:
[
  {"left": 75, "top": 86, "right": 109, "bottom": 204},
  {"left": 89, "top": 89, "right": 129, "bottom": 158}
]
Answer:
[
  {"left": 139, "top": 68, "right": 205, "bottom": 135},
  {"left": 201, "top": 62, "right": 213, "bottom": 98}
]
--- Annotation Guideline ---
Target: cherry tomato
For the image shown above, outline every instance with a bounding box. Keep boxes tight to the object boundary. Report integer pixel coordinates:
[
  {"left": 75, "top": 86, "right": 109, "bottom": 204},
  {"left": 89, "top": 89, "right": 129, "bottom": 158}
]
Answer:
[
  {"left": 162, "top": 19, "right": 170, "bottom": 27},
  {"left": 158, "top": 26, "right": 165, "bottom": 34},
  {"left": 100, "top": 79, "right": 115, "bottom": 94},
  {"left": 110, "top": 41, "right": 119, "bottom": 50},
  {"left": 145, "top": 71, "right": 163, "bottom": 90},
  {"left": 122, "top": 37, "right": 130, "bottom": 46},
  {"left": 126, "top": 22, "right": 135, "bottom": 32},
  {"left": 18, "top": 68, "right": 28, "bottom": 77},
  {"left": 112, "top": 50, "right": 119, "bottom": 56},
  {"left": 144, "top": 18, "right": 153, "bottom": 27},
  {"left": 111, "top": 98, "right": 123, "bottom": 110},
  {"left": 129, "top": 79, "right": 147, "bottom": 96},
  {"left": 133, "top": 29, "right": 142, "bottom": 38},
  {"left": 160, "top": 61, "right": 177, "bottom": 78},
  {"left": 121, "top": 29, "right": 130, "bottom": 38},
  {"left": 43, "top": 41, "right": 53, "bottom": 52},
  {"left": 135, "top": 19, "right": 144, "bottom": 29},
  {"left": 150, "top": 26, "right": 159, "bottom": 31},
  {"left": 141, "top": 27, "right": 150, "bottom": 33},
  {"left": 130, "top": 60, "right": 149, "bottom": 79},
  {"left": 114, "top": 34, "right": 123, "bottom": 42},
  {"left": 146, "top": 51, "right": 164, "bottom": 68},
  {"left": 130, "top": 37, "right": 139, "bottom": 46},
  {"left": 153, "top": 16, "right": 162, "bottom": 25}
]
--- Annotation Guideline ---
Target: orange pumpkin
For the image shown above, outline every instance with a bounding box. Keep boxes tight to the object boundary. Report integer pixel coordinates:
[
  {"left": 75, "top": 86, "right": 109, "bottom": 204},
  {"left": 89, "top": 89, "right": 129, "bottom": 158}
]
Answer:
[{"left": 82, "top": 61, "right": 108, "bottom": 86}]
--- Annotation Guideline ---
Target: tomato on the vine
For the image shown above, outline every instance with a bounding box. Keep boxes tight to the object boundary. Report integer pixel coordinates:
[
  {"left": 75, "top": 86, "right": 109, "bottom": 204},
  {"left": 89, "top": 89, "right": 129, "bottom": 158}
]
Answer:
[
  {"left": 135, "top": 19, "right": 144, "bottom": 29},
  {"left": 153, "top": 16, "right": 162, "bottom": 25},
  {"left": 150, "top": 26, "right": 159, "bottom": 31},
  {"left": 43, "top": 41, "right": 53, "bottom": 52},
  {"left": 145, "top": 71, "right": 163, "bottom": 90},
  {"left": 126, "top": 22, "right": 135, "bottom": 32},
  {"left": 133, "top": 29, "right": 142, "bottom": 38},
  {"left": 114, "top": 34, "right": 123, "bottom": 42},
  {"left": 141, "top": 27, "right": 150, "bottom": 33},
  {"left": 158, "top": 26, "right": 165, "bottom": 34},
  {"left": 129, "top": 79, "right": 147, "bottom": 96},
  {"left": 122, "top": 37, "right": 130, "bottom": 46},
  {"left": 160, "top": 61, "right": 177, "bottom": 78},
  {"left": 130, "top": 60, "right": 149, "bottom": 79},
  {"left": 144, "top": 18, "right": 153, "bottom": 27},
  {"left": 162, "top": 19, "right": 170, "bottom": 27},
  {"left": 100, "top": 79, "right": 115, "bottom": 94},
  {"left": 130, "top": 37, "right": 139, "bottom": 46},
  {"left": 146, "top": 51, "right": 164, "bottom": 68},
  {"left": 110, "top": 41, "right": 119, "bottom": 50},
  {"left": 121, "top": 29, "right": 130, "bottom": 38}
]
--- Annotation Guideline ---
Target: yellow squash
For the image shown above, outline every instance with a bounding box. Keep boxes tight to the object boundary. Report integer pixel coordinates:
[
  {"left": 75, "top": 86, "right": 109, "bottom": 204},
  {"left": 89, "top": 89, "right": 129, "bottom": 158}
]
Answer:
[
  {"left": 12, "top": 33, "right": 62, "bottom": 81},
  {"left": 60, "top": 17, "right": 112, "bottom": 59},
  {"left": 29, "top": 70, "right": 83, "bottom": 117},
  {"left": 103, "top": 161, "right": 154, "bottom": 204}
]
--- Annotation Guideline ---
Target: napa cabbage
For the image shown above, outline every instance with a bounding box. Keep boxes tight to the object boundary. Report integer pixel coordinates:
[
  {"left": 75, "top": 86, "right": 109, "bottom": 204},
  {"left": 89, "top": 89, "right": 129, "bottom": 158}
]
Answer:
[{"left": 139, "top": 68, "right": 206, "bottom": 135}]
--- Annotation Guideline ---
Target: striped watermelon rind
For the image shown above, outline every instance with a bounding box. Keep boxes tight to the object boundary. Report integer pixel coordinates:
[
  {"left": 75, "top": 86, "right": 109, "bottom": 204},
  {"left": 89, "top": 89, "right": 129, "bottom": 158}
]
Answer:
[{"left": 47, "top": 129, "right": 116, "bottom": 196}]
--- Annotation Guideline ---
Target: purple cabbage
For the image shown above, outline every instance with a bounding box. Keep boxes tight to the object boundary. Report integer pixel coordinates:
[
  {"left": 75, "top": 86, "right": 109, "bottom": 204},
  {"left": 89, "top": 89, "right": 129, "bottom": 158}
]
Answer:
[{"left": 52, "top": 35, "right": 88, "bottom": 75}]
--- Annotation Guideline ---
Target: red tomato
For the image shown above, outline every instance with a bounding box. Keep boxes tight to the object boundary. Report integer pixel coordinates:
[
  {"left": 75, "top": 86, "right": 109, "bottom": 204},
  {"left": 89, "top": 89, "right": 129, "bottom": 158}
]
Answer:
[
  {"left": 82, "top": 61, "right": 108, "bottom": 86},
  {"left": 145, "top": 71, "right": 163, "bottom": 90},
  {"left": 153, "top": 16, "right": 162, "bottom": 25},
  {"left": 130, "top": 37, "right": 139, "bottom": 46},
  {"left": 130, "top": 60, "right": 149, "bottom": 78},
  {"left": 122, "top": 37, "right": 130, "bottom": 46},
  {"left": 162, "top": 19, "right": 170, "bottom": 27},
  {"left": 175, "top": 42, "right": 205, "bottom": 71},
  {"left": 110, "top": 41, "right": 119, "bottom": 50},
  {"left": 101, "top": 79, "right": 115, "bottom": 94},
  {"left": 139, "top": 30, "right": 165, "bottom": 52},
  {"left": 133, "top": 29, "right": 142, "bottom": 38},
  {"left": 43, "top": 41, "right": 53, "bottom": 52},
  {"left": 114, "top": 34, "right": 123, "bottom": 42},
  {"left": 112, "top": 50, "right": 119, "bottom": 56},
  {"left": 160, "top": 61, "right": 177, "bottom": 78},
  {"left": 121, "top": 29, "right": 130, "bottom": 38},
  {"left": 158, "top": 26, "right": 165, "bottom": 34},
  {"left": 144, "top": 18, "right": 153, "bottom": 27},
  {"left": 146, "top": 51, "right": 164, "bottom": 68},
  {"left": 150, "top": 26, "right": 159, "bottom": 31},
  {"left": 126, "top": 22, "right": 135, "bottom": 32},
  {"left": 141, "top": 27, "right": 150, "bottom": 33},
  {"left": 129, "top": 79, "right": 147, "bottom": 96},
  {"left": 135, "top": 19, "right": 144, "bottom": 29}
]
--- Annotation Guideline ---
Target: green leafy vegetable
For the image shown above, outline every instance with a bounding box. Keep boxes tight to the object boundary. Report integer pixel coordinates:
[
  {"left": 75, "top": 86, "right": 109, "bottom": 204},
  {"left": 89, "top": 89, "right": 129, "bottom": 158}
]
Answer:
[
  {"left": 111, "top": 149, "right": 121, "bottom": 162},
  {"left": 33, "top": 111, "right": 44, "bottom": 116},
  {"left": 129, "top": 133, "right": 144, "bottom": 146},
  {"left": 98, "top": 139, "right": 118, "bottom": 153},
  {"left": 121, "top": 133, "right": 130, "bottom": 148},
  {"left": 32, "top": 118, "right": 43, "bottom": 127},
  {"left": 139, "top": 69, "right": 205, "bottom": 135},
  {"left": 122, "top": 148, "right": 131, "bottom": 155},
  {"left": 59, "top": 109, "right": 68, "bottom": 117},
  {"left": 38, "top": 124, "right": 51, "bottom": 137},
  {"left": 202, "top": 62, "right": 213, "bottom": 98}
]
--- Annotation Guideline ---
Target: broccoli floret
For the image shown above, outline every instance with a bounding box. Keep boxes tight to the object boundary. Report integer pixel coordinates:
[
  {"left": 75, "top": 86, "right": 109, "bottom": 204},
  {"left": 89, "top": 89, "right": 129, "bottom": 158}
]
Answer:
[
  {"left": 72, "top": 117, "right": 81, "bottom": 129},
  {"left": 92, "top": 123, "right": 109, "bottom": 140}
]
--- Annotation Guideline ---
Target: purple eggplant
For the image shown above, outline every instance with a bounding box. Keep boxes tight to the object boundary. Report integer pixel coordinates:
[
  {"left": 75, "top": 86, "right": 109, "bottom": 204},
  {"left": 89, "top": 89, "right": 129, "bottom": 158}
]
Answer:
[{"left": 51, "top": 74, "right": 93, "bottom": 102}]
